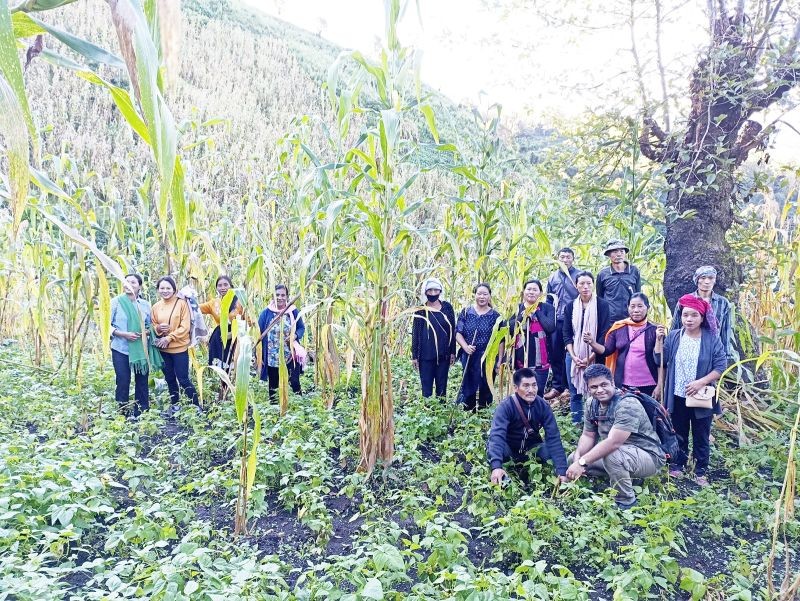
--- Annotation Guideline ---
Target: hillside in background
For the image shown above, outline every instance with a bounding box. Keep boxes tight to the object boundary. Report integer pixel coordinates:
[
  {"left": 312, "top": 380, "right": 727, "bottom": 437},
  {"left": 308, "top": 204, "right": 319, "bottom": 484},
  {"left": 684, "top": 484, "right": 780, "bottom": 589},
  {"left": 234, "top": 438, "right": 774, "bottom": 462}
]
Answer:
[{"left": 25, "top": 0, "right": 548, "bottom": 218}]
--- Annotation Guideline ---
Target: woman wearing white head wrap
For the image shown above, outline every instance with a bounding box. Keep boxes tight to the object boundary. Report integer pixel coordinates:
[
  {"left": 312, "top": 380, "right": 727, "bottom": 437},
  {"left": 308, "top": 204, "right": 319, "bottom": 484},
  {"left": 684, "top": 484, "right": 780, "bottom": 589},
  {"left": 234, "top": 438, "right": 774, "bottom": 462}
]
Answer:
[{"left": 411, "top": 278, "right": 456, "bottom": 399}]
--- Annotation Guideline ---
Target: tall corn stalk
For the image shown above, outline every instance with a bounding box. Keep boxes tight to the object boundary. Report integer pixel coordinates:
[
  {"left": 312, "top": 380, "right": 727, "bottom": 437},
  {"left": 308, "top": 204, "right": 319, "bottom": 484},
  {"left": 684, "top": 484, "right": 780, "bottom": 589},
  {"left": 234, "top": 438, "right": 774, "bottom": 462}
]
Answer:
[
  {"left": 271, "top": 0, "right": 467, "bottom": 474},
  {"left": 207, "top": 320, "right": 260, "bottom": 535}
]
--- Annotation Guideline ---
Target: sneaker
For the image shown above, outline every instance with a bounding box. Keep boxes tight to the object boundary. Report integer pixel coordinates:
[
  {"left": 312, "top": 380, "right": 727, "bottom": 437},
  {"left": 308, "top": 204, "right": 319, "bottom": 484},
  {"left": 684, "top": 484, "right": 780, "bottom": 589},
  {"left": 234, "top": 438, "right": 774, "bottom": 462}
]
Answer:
[
  {"left": 694, "top": 475, "right": 710, "bottom": 487},
  {"left": 616, "top": 499, "right": 637, "bottom": 510},
  {"left": 668, "top": 468, "right": 683, "bottom": 478}
]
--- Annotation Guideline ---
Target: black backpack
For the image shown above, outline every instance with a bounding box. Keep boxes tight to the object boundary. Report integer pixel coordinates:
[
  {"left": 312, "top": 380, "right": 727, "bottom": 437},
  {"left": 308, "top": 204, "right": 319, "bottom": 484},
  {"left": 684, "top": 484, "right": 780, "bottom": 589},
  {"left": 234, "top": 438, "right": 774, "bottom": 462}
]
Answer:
[{"left": 588, "top": 388, "right": 679, "bottom": 460}]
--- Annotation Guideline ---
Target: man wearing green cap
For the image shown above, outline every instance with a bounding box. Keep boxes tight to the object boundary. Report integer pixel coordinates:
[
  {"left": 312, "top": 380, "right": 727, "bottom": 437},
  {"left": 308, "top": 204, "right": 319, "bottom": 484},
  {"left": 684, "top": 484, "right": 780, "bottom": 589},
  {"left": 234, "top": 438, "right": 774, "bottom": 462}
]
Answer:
[{"left": 596, "top": 239, "right": 642, "bottom": 323}]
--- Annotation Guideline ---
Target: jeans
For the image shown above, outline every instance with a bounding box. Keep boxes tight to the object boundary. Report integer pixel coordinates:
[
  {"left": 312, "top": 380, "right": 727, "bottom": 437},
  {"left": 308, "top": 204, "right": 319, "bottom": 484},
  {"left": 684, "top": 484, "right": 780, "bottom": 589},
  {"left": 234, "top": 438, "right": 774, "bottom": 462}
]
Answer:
[
  {"left": 533, "top": 367, "right": 549, "bottom": 398},
  {"left": 419, "top": 357, "right": 450, "bottom": 398},
  {"left": 569, "top": 445, "right": 662, "bottom": 505},
  {"left": 565, "top": 355, "right": 583, "bottom": 424},
  {"left": 111, "top": 349, "right": 149, "bottom": 416},
  {"left": 671, "top": 395, "right": 712, "bottom": 475},
  {"left": 161, "top": 350, "right": 199, "bottom": 406},
  {"left": 550, "top": 319, "right": 567, "bottom": 392},
  {"left": 266, "top": 361, "right": 302, "bottom": 401}
]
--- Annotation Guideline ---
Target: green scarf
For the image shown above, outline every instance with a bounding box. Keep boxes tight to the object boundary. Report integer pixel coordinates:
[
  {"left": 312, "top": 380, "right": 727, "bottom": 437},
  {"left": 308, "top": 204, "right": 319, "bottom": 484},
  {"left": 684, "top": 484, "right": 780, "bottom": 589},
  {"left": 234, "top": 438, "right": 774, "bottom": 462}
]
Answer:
[{"left": 118, "top": 295, "right": 164, "bottom": 374}]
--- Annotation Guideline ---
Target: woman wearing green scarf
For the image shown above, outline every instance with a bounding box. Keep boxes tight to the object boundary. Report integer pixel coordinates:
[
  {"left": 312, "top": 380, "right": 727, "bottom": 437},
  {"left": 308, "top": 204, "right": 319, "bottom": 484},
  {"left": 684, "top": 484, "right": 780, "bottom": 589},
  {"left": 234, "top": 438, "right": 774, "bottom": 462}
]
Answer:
[{"left": 110, "top": 274, "right": 163, "bottom": 417}]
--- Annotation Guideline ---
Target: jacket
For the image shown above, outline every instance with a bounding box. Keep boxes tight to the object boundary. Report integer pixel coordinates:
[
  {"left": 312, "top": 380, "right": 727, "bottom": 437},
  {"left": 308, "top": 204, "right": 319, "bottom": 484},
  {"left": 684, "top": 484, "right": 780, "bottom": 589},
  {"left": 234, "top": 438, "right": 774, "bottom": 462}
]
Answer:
[
  {"left": 487, "top": 394, "right": 568, "bottom": 475},
  {"left": 596, "top": 262, "right": 642, "bottom": 323},
  {"left": 602, "top": 322, "right": 658, "bottom": 387},
  {"left": 410, "top": 301, "right": 456, "bottom": 361},
  {"left": 654, "top": 328, "right": 727, "bottom": 418},
  {"left": 671, "top": 292, "right": 735, "bottom": 364},
  {"left": 199, "top": 297, "right": 245, "bottom": 326},
  {"left": 110, "top": 296, "right": 151, "bottom": 355},
  {"left": 546, "top": 266, "right": 580, "bottom": 320}
]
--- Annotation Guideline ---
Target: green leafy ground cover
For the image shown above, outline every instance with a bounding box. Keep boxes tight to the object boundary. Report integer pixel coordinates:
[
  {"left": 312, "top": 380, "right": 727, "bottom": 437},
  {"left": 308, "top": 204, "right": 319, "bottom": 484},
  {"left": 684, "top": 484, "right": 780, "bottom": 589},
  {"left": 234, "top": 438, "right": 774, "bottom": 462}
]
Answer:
[{"left": 0, "top": 343, "right": 796, "bottom": 600}]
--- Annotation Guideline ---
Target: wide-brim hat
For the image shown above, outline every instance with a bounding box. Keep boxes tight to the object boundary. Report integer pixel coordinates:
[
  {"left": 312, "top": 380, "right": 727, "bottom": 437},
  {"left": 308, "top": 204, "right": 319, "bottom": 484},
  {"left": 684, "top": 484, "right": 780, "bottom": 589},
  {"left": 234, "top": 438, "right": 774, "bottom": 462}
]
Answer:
[{"left": 603, "top": 239, "right": 629, "bottom": 256}]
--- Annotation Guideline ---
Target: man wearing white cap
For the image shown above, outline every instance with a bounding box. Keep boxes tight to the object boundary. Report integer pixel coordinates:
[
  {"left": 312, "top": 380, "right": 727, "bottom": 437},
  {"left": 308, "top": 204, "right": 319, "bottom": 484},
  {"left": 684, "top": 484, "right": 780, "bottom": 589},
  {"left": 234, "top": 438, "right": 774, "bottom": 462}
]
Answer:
[
  {"left": 411, "top": 278, "right": 457, "bottom": 399},
  {"left": 670, "top": 266, "right": 736, "bottom": 364},
  {"left": 596, "top": 239, "right": 642, "bottom": 323}
]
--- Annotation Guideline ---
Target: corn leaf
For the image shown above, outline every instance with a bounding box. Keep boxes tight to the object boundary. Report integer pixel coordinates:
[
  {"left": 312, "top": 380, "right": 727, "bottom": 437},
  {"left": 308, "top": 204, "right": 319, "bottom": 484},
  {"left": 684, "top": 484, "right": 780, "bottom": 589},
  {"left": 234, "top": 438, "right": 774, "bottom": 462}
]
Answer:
[
  {"left": 1, "top": 0, "right": 34, "bottom": 143},
  {"left": 219, "top": 289, "right": 234, "bottom": 345},
  {"left": 95, "top": 258, "right": 112, "bottom": 361},
  {"left": 11, "top": 11, "right": 45, "bottom": 37},
  {"left": 25, "top": 13, "right": 125, "bottom": 68},
  {"left": 0, "top": 70, "right": 29, "bottom": 236},
  {"left": 171, "top": 157, "right": 188, "bottom": 253},
  {"left": 35, "top": 207, "right": 127, "bottom": 283},
  {"left": 10, "top": 0, "right": 78, "bottom": 11},
  {"left": 109, "top": 0, "right": 177, "bottom": 242},
  {"left": 246, "top": 403, "right": 261, "bottom": 496},
  {"left": 233, "top": 328, "right": 252, "bottom": 423}
]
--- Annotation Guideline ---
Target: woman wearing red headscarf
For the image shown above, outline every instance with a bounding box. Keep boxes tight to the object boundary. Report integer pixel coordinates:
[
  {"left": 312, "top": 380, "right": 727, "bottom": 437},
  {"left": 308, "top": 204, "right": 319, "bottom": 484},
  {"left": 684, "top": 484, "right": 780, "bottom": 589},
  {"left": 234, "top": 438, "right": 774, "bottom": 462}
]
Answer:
[{"left": 654, "top": 294, "right": 726, "bottom": 486}]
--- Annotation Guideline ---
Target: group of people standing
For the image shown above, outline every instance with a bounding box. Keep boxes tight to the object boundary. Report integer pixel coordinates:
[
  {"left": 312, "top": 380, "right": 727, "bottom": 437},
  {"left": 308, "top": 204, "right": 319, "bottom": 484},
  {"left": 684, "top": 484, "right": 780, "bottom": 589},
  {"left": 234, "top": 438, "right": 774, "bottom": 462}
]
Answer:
[
  {"left": 410, "top": 239, "right": 735, "bottom": 490},
  {"left": 110, "top": 276, "right": 307, "bottom": 416}
]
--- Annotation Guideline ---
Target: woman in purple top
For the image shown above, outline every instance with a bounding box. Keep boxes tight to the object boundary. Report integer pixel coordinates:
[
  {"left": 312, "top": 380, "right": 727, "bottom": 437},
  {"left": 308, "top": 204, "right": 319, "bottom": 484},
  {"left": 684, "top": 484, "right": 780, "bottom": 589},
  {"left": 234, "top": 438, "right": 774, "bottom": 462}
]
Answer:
[{"left": 585, "top": 293, "right": 660, "bottom": 398}]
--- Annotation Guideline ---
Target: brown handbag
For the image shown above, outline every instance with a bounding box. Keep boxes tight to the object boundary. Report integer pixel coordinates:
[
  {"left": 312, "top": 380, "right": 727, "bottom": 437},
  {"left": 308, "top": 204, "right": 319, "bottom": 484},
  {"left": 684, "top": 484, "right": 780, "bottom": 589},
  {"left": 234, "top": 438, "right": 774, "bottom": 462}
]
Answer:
[{"left": 685, "top": 385, "right": 715, "bottom": 408}]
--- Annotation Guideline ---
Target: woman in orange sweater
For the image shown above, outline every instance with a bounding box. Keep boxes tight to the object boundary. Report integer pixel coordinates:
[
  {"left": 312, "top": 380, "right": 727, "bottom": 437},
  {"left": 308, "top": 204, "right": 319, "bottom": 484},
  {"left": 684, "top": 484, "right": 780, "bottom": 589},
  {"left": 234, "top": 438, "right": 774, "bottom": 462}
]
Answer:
[
  {"left": 199, "top": 275, "right": 245, "bottom": 371},
  {"left": 152, "top": 276, "right": 200, "bottom": 409}
]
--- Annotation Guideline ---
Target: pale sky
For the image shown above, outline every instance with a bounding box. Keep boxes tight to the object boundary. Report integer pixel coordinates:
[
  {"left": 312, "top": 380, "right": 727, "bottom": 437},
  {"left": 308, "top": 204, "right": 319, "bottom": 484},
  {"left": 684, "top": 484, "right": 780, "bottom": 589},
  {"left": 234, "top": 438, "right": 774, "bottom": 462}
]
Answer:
[{"left": 239, "top": 0, "right": 800, "bottom": 163}]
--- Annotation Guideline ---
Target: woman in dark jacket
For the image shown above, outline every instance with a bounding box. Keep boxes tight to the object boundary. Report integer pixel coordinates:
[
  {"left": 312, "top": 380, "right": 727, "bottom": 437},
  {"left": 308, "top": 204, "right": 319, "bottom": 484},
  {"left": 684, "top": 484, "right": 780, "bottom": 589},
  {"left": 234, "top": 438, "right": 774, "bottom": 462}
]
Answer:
[
  {"left": 585, "top": 292, "right": 659, "bottom": 397},
  {"left": 562, "top": 271, "right": 612, "bottom": 424},
  {"left": 258, "top": 284, "right": 305, "bottom": 400},
  {"left": 655, "top": 294, "right": 726, "bottom": 486},
  {"left": 456, "top": 283, "right": 501, "bottom": 411},
  {"left": 411, "top": 277, "right": 456, "bottom": 399},
  {"left": 506, "top": 279, "right": 556, "bottom": 396}
]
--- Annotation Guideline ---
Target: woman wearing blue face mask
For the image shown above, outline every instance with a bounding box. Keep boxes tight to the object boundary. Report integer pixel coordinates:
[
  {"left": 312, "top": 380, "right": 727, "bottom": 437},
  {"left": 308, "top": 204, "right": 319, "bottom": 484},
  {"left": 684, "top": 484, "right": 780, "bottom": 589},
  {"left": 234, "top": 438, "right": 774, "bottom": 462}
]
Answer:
[{"left": 411, "top": 278, "right": 456, "bottom": 399}]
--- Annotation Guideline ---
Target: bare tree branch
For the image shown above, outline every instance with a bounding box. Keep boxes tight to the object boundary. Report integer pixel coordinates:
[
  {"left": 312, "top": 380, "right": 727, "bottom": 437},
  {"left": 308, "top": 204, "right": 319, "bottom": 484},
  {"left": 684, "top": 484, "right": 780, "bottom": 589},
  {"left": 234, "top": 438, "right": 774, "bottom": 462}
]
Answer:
[
  {"left": 752, "top": 0, "right": 785, "bottom": 62},
  {"left": 654, "top": 0, "right": 671, "bottom": 132},
  {"left": 629, "top": 0, "right": 651, "bottom": 114}
]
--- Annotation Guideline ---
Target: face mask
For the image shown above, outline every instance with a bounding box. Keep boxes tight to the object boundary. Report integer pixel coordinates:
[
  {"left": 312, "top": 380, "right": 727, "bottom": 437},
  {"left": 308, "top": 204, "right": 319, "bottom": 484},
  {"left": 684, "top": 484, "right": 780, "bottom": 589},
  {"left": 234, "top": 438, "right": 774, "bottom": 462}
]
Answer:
[{"left": 426, "top": 293, "right": 440, "bottom": 303}]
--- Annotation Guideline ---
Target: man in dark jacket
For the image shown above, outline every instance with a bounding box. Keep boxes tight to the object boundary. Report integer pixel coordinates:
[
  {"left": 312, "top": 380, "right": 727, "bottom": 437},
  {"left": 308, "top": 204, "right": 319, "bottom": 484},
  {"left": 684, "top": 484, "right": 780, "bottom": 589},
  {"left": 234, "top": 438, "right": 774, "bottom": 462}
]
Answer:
[
  {"left": 596, "top": 239, "right": 641, "bottom": 323},
  {"left": 488, "top": 368, "right": 569, "bottom": 484},
  {"left": 545, "top": 248, "right": 581, "bottom": 399},
  {"left": 670, "top": 265, "right": 736, "bottom": 365}
]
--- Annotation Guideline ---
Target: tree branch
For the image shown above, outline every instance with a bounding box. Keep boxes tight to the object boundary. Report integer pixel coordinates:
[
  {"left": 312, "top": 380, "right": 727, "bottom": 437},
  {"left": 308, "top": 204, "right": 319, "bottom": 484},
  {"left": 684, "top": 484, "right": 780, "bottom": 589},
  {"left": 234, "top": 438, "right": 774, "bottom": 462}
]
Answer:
[
  {"left": 654, "top": 0, "right": 671, "bottom": 132},
  {"left": 752, "top": 0, "right": 786, "bottom": 63},
  {"left": 639, "top": 117, "right": 673, "bottom": 163}
]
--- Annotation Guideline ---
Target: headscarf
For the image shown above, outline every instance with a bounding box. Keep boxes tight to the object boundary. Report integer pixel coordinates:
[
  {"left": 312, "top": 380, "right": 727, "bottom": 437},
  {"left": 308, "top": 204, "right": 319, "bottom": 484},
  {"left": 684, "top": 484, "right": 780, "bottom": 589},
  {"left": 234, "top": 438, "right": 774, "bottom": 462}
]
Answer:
[
  {"left": 679, "top": 293, "right": 719, "bottom": 335},
  {"left": 678, "top": 294, "right": 709, "bottom": 315},
  {"left": 693, "top": 265, "right": 717, "bottom": 285},
  {"left": 420, "top": 277, "right": 444, "bottom": 302}
]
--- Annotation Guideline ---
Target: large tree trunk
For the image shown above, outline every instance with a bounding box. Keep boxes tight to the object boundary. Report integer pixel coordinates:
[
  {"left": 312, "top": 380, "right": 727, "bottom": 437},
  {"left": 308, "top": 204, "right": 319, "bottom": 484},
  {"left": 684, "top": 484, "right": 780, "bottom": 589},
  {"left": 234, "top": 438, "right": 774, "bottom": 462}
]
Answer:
[
  {"left": 640, "top": 8, "right": 799, "bottom": 310},
  {"left": 662, "top": 169, "right": 741, "bottom": 309}
]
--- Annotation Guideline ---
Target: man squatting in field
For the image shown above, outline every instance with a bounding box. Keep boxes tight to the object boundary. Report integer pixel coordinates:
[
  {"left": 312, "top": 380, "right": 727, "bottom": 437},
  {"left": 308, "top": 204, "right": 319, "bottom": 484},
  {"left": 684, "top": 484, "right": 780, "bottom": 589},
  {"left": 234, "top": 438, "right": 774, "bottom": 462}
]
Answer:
[
  {"left": 566, "top": 364, "right": 666, "bottom": 509},
  {"left": 487, "top": 367, "right": 569, "bottom": 485}
]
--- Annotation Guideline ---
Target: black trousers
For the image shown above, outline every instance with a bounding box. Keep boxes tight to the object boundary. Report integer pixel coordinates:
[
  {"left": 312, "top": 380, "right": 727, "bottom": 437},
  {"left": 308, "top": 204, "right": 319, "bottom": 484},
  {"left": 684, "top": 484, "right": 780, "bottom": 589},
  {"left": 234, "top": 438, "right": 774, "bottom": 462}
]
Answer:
[
  {"left": 671, "top": 395, "right": 712, "bottom": 476},
  {"left": 549, "top": 319, "right": 567, "bottom": 392},
  {"left": 161, "top": 350, "right": 200, "bottom": 406},
  {"left": 112, "top": 349, "right": 149, "bottom": 416},
  {"left": 419, "top": 357, "right": 450, "bottom": 398},
  {"left": 463, "top": 377, "right": 493, "bottom": 411},
  {"left": 266, "top": 361, "right": 302, "bottom": 401}
]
